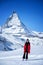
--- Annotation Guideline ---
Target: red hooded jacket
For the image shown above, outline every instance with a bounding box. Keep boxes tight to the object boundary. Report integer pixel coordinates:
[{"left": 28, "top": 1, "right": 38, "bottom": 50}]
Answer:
[{"left": 24, "top": 42, "right": 30, "bottom": 53}]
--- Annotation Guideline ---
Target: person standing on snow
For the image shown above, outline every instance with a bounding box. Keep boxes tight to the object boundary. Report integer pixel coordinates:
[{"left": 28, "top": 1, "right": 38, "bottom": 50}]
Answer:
[{"left": 23, "top": 39, "right": 30, "bottom": 60}]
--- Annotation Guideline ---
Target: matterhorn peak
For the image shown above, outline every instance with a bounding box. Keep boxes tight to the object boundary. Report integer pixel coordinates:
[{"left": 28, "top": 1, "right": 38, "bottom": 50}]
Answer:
[
  {"left": 9, "top": 10, "right": 16, "bottom": 18},
  {"left": 2, "top": 11, "right": 37, "bottom": 37},
  {"left": 12, "top": 10, "right": 18, "bottom": 17},
  {"left": 13, "top": 10, "right": 16, "bottom": 14},
  {"left": 3, "top": 11, "right": 21, "bottom": 28}
]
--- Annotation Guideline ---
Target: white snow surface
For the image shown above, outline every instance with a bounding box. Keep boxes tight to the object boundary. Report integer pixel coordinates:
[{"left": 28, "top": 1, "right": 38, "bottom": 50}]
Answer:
[
  {"left": 0, "top": 46, "right": 43, "bottom": 65},
  {"left": 0, "top": 11, "right": 43, "bottom": 65}
]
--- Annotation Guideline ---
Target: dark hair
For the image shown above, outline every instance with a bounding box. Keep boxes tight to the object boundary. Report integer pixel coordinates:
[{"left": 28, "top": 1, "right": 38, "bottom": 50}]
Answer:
[
  {"left": 26, "top": 39, "right": 29, "bottom": 42},
  {"left": 25, "top": 39, "right": 30, "bottom": 46}
]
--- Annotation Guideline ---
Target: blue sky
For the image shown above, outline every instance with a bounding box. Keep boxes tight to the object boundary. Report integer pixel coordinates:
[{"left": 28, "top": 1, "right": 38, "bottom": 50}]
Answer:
[{"left": 0, "top": 0, "right": 43, "bottom": 32}]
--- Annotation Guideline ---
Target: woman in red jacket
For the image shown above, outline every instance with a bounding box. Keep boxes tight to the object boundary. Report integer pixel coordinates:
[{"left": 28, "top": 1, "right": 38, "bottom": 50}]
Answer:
[{"left": 23, "top": 39, "right": 30, "bottom": 60}]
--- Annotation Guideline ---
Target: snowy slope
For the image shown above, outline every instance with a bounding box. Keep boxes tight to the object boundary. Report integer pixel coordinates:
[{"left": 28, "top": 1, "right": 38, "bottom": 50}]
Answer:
[
  {"left": 0, "top": 57, "right": 43, "bottom": 65},
  {"left": 33, "top": 31, "right": 43, "bottom": 38},
  {"left": 0, "top": 45, "right": 43, "bottom": 65},
  {"left": 0, "top": 35, "right": 14, "bottom": 51}
]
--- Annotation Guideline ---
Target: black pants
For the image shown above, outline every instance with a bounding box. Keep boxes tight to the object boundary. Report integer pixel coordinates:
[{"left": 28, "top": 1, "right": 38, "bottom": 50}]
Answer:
[{"left": 23, "top": 52, "right": 28, "bottom": 59}]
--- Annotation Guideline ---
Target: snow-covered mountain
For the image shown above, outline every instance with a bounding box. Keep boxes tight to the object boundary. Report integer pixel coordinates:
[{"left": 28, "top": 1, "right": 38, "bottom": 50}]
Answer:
[
  {"left": 2, "top": 11, "right": 36, "bottom": 37},
  {"left": 0, "top": 11, "right": 43, "bottom": 51}
]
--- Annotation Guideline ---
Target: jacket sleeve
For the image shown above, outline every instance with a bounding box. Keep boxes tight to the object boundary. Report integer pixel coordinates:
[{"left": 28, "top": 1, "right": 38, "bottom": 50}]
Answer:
[
  {"left": 28, "top": 44, "right": 30, "bottom": 53},
  {"left": 24, "top": 44, "right": 26, "bottom": 53}
]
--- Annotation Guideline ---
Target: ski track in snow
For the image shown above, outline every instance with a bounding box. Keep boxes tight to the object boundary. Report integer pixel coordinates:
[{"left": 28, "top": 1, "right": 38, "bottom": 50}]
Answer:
[
  {"left": 0, "top": 55, "right": 43, "bottom": 65},
  {"left": 0, "top": 55, "right": 43, "bottom": 60}
]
